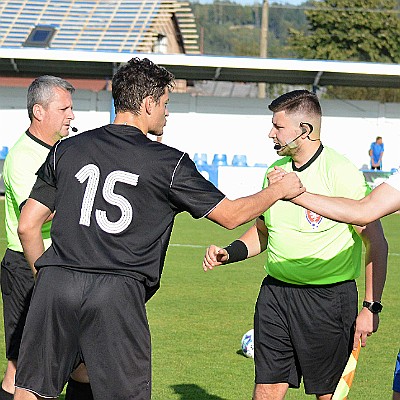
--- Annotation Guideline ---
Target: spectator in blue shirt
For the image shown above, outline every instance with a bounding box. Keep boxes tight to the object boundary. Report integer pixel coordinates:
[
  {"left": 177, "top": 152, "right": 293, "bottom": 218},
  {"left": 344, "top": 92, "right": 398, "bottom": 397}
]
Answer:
[{"left": 369, "top": 136, "right": 384, "bottom": 170}]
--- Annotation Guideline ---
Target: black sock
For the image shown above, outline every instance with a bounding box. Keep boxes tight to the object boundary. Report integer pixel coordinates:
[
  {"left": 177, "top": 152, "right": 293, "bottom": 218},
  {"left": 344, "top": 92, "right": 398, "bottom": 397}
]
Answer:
[
  {"left": 65, "top": 378, "right": 94, "bottom": 400},
  {"left": 0, "top": 385, "right": 13, "bottom": 400}
]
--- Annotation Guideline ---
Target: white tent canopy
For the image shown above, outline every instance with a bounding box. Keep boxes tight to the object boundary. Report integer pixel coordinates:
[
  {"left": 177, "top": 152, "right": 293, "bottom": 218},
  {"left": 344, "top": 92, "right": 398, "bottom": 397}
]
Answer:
[{"left": 1, "top": 48, "right": 400, "bottom": 88}]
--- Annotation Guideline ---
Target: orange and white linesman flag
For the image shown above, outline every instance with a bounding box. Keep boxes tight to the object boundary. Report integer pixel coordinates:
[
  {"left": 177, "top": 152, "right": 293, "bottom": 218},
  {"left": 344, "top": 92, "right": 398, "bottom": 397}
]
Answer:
[{"left": 332, "top": 339, "right": 362, "bottom": 400}]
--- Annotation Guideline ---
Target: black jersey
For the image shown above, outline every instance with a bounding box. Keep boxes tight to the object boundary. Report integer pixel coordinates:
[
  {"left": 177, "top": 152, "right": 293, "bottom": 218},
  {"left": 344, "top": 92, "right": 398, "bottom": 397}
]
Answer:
[{"left": 32, "top": 124, "right": 225, "bottom": 298}]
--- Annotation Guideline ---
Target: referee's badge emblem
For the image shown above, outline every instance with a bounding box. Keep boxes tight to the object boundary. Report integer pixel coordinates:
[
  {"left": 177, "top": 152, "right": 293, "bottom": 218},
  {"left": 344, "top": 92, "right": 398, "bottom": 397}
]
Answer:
[{"left": 305, "top": 209, "right": 323, "bottom": 229}]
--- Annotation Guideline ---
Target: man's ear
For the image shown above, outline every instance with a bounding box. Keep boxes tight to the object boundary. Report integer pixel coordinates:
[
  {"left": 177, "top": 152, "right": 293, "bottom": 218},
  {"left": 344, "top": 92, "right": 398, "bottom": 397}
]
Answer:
[
  {"left": 300, "top": 122, "right": 314, "bottom": 136},
  {"left": 144, "top": 96, "right": 154, "bottom": 115},
  {"left": 32, "top": 104, "right": 44, "bottom": 121}
]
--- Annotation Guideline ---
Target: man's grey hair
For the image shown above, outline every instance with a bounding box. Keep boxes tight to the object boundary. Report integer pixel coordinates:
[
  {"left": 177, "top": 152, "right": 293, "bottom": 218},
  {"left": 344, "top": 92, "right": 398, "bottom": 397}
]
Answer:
[{"left": 27, "top": 75, "right": 75, "bottom": 121}]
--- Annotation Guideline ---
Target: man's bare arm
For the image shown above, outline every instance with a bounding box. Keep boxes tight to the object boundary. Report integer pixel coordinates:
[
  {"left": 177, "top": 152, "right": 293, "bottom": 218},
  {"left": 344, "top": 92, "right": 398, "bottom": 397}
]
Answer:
[
  {"left": 203, "top": 217, "right": 268, "bottom": 271},
  {"left": 292, "top": 183, "right": 400, "bottom": 226},
  {"left": 352, "top": 221, "right": 388, "bottom": 349},
  {"left": 208, "top": 172, "right": 304, "bottom": 229},
  {"left": 18, "top": 198, "right": 52, "bottom": 276}
]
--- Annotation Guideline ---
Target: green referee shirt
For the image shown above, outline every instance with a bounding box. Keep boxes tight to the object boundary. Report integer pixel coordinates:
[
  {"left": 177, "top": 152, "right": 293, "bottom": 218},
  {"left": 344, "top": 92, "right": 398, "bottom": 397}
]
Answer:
[
  {"left": 3, "top": 131, "right": 52, "bottom": 252},
  {"left": 262, "top": 145, "right": 371, "bottom": 285}
]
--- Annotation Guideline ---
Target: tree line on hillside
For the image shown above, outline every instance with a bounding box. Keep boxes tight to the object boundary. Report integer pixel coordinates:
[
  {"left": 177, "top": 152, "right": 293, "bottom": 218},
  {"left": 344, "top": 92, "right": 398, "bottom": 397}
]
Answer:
[{"left": 189, "top": 0, "right": 400, "bottom": 101}]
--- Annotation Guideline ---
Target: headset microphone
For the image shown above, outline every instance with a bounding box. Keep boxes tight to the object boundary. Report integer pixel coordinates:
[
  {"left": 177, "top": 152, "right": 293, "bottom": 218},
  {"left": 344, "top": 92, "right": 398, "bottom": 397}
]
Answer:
[
  {"left": 274, "top": 129, "right": 306, "bottom": 151},
  {"left": 71, "top": 127, "right": 78, "bottom": 133}
]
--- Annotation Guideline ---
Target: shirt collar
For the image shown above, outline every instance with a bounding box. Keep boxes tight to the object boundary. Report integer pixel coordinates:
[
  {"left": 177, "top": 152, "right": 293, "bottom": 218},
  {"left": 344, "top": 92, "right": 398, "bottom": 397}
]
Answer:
[{"left": 292, "top": 143, "right": 324, "bottom": 172}]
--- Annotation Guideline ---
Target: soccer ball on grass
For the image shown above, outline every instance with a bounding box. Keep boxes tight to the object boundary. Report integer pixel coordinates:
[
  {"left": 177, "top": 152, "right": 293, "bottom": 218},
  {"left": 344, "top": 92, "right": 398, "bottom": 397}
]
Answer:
[{"left": 241, "top": 328, "right": 254, "bottom": 358}]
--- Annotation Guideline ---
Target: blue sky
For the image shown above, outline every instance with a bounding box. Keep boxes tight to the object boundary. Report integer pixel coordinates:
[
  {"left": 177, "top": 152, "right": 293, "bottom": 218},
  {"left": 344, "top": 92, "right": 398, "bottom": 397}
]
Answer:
[{"left": 196, "top": 0, "right": 307, "bottom": 5}]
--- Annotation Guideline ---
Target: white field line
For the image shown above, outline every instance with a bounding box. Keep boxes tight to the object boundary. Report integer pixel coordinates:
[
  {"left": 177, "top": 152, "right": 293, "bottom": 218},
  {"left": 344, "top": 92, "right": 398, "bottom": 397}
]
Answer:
[{"left": 169, "top": 243, "right": 205, "bottom": 248}]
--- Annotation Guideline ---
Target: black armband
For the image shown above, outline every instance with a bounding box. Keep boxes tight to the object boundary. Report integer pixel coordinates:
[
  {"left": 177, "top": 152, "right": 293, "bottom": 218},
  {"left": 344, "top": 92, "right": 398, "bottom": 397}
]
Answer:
[{"left": 223, "top": 240, "right": 248, "bottom": 264}]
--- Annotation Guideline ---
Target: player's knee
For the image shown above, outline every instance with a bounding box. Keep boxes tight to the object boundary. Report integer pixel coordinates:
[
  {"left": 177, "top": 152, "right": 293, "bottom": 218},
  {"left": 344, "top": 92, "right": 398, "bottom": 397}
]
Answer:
[{"left": 70, "top": 363, "right": 89, "bottom": 383}]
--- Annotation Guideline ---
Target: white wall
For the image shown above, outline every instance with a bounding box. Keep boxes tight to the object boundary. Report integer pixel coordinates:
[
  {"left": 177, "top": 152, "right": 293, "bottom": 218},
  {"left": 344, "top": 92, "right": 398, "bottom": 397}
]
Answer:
[
  {"left": 163, "top": 112, "right": 400, "bottom": 171},
  {"left": 162, "top": 112, "right": 272, "bottom": 167},
  {"left": 165, "top": 94, "right": 400, "bottom": 172},
  {"left": 1, "top": 87, "right": 399, "bottom": 173}
]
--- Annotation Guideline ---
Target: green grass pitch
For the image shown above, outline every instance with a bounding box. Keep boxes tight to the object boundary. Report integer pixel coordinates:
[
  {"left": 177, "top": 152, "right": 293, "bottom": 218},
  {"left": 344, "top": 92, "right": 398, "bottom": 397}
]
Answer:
[{"left": 0, "top": 199, "right": 398, "bottom": 399}]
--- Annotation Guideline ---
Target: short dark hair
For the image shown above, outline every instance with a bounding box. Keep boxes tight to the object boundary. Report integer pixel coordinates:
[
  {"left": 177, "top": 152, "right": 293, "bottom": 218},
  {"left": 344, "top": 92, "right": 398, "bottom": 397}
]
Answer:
[
  {"left": 27, "top": 75, "right": 75, "bottom": 121},
  {"left": 112, "top": 57, "right": 175, "bottom": 115},
  {"left": 268, "top": 90, "right": 321, "bottom": 117}
]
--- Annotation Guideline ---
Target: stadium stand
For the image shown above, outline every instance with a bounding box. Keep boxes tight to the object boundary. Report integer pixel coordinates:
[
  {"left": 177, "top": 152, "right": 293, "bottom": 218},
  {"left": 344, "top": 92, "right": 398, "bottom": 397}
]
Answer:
[{"left": 0, "top": 0, "right": 199, "bottom": 55}]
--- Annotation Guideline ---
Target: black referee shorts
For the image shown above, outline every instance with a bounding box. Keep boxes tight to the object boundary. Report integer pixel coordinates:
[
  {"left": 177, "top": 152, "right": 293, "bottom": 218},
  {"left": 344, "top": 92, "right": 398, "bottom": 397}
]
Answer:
[
  {"left": 15, "top": 267, "right": 151, "bottom": 400},
  {"left": 254, "top": 275, "right": 357, "bottom": 395},
  {"left": 0, "top": 249, "right": 34, "bottom": 360}
]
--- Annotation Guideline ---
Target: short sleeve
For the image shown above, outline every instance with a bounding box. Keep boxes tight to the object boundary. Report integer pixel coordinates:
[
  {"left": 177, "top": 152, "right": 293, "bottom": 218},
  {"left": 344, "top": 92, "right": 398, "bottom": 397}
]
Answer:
[
  {"left": 329, "top": 156, "right": 371, "bottom": 199},
  {"left": 29, "top": 176, "right": 56, "bottom": 212},
  {"left": 29, "top": 147, "right": 58, "bottom": 211},
  {"left": 169, "top": 154, "right": 225, "bottom": 219},
  {"left": 5, "top": 151, "right": 38, "bottom": 209}
]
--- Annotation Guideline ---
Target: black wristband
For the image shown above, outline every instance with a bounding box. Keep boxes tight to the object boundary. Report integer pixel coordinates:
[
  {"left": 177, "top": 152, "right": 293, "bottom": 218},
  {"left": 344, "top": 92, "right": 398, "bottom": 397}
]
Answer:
[{"left": 223, "top": 240, "right": 248, "bottom": 264}]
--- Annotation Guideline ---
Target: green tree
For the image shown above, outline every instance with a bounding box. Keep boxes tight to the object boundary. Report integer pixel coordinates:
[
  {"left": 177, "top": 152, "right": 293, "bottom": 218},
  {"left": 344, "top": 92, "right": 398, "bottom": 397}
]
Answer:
[
  {"left": 288, "top": 0, "right": 400, "bottom": 101},
  {"left": 288, "top": 0, "right": 400, "bottom": 63}
]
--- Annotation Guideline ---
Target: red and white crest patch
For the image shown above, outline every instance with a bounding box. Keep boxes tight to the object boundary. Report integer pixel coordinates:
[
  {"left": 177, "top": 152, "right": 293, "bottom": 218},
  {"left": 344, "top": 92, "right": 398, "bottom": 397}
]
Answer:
[{"left": 305, "top": 209, "right": 323, "bottom": 229}]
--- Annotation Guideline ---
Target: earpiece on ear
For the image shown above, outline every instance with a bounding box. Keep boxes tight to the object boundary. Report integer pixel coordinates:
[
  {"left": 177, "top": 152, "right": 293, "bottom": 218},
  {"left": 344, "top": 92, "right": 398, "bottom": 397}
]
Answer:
[
  {"left": 300, "top": 122, "right": 314, "bottom": 134},
  {"left": 301, "top": 128, "right": 307, "bottom": 134}
]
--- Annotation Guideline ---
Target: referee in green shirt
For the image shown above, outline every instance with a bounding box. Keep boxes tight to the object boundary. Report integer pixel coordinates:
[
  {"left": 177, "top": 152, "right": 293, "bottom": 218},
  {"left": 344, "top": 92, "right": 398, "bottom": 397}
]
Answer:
[{"left": 203, "top": 90, "right": 388, "bottom": 400}]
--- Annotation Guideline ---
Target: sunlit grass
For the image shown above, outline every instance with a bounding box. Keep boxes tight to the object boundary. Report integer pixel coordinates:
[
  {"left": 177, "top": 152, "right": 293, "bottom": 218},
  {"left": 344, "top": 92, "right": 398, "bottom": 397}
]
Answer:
[{"left": 0, "top": 201, "right": 398, "bottom": 399}]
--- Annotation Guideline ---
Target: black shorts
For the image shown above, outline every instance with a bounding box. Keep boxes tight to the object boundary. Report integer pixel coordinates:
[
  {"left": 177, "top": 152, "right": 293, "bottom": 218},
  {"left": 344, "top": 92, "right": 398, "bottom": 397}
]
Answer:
[
  {"left": 15, "top": 267, "right": 151, "bottom": 400},
  {"left": 0, "top": 249, "right": 34, "bottom": 360},
  {"left": 254, "top": 275, "right": 358, "bottom": 395}
]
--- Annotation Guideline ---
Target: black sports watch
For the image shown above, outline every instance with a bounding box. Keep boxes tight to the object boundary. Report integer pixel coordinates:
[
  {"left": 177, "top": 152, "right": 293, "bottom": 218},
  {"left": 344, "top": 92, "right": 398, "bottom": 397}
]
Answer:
[{"left": 362, "top": 300, "right": 383, "bottom": 314}]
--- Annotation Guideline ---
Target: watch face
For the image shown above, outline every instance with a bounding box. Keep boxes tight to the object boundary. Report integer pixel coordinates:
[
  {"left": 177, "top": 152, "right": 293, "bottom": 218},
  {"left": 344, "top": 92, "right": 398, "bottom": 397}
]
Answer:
[
  {"left": 363, "top": 301, "right": 383, "bottom": 313},
  {"left": 371, "top": 302, "right": 383, "bottom": 313}
]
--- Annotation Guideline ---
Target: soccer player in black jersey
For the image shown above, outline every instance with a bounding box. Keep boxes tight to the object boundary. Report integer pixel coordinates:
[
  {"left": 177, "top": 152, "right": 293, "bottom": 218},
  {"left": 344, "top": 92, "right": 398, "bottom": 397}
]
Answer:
[
  {"left": 0, "top": 75, "right": 92, "bottom": 400},
  {"left": 14, "top": 57, "right": 304, "bottom": 400}
]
